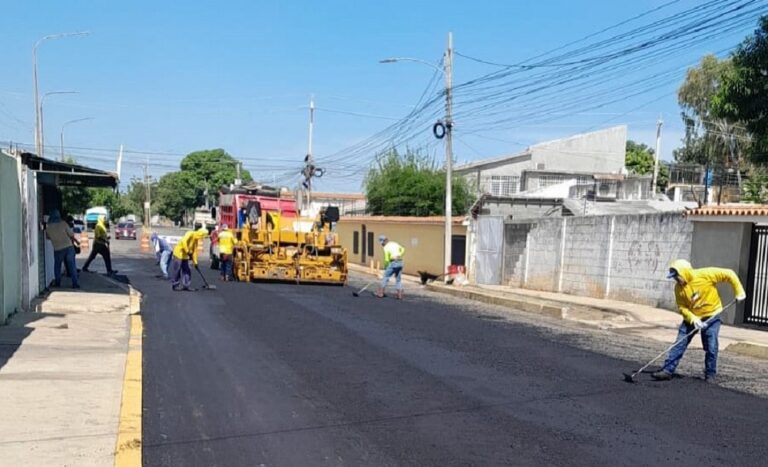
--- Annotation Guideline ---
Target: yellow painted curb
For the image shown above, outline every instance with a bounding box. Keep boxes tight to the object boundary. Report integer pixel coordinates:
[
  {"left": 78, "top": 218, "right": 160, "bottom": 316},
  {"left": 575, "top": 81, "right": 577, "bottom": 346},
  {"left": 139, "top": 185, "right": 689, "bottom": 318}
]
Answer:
[{"left": 115, "top": 314, "right": 142, "bottom": 467}]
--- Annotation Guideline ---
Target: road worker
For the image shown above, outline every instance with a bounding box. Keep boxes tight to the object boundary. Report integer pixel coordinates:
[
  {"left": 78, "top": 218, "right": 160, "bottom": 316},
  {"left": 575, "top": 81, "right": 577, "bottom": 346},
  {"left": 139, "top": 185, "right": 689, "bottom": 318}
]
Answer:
[
  {"left": 376, "top": 234, "right": 406, "bottom": 300},
  {"left": 170, "top": 227, "right": 208, "bottom": 291},
  {"left": 653, "top": 259, "right": 746, "bottom": 382},
  {"left": 217, "top": 224, "right": 236, "bottom": 281}
]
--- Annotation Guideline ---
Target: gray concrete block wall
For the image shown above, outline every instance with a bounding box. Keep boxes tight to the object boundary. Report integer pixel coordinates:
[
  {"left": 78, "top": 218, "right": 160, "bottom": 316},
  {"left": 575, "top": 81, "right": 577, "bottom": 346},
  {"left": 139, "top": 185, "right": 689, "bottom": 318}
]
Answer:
[
  {"left": 503, "top": 223, "right": 531, "bottom": 287},
  {"left": 501, "top": 212, "right": 692, "bottom": 310},
  {"left": 609, "top": 213, "right": 692, "bottom": 308},
  {"left": 524, "top": 217, "right": 563, "bottom": 291},
  {"left": 561, "top": 216, "right": 612, "bottom": 298}
]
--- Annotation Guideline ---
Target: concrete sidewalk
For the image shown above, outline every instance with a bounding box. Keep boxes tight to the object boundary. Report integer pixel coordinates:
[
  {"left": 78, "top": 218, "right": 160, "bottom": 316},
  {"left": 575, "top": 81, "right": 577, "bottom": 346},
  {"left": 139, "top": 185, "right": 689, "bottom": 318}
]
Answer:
[
  {"left": 347, "top": 264, "right": 768, "bottom": 360},
  {"left": 0, "top": 272, "right": 138, "bottom": 467}
]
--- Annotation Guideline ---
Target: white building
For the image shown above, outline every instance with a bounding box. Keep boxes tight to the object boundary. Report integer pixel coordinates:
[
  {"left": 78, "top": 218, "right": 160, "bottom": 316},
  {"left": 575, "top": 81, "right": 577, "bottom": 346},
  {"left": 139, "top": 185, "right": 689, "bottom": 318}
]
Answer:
[{"left": 454, "top": 126, "right": 628, "bottom": 197}]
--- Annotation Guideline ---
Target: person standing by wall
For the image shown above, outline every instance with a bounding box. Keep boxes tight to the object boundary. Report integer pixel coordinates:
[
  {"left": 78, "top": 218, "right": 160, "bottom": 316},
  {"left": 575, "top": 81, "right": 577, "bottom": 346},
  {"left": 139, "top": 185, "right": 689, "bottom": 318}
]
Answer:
[
  {"left": 44, "top": 209, "right": 80, "bottom": 289},
  {"left": 376, "top": 234, "right": 406, "bottom": 300},
  {"left": 217, "top": 224, "right": 236, "bottom": 281},
  {"left": 169, "top": 227, "right": 208, "bottom": 291},
  {"left": 652, "top": 259, "right": 746, "bottom": 383},
  {"left": 82, "top": 215, "right": 117, "bottom": 275}
]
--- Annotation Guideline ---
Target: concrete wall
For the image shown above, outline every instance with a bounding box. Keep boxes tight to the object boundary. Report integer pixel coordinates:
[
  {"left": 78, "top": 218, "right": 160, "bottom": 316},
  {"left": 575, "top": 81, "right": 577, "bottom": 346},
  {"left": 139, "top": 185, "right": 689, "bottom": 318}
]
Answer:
[
  {"left": 0, "top": 151, "right": 22, "bottom": 323},
  {"left": 690, "top": 221, "right": 752, "bottom": 324},
  {"left": 529, "top": 125, "right": 626, "bottom": 174},
  {"left": 337, "top": 217, "right": 467, "bottom": 276},
  {"left": 498, "top": 212, "right": 693, "bottom": 309}
]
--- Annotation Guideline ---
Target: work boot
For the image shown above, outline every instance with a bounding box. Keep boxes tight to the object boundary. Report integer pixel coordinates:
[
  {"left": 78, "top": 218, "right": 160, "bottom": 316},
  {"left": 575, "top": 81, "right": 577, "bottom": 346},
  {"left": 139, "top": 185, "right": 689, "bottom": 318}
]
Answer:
[
  {"left": 705, "top": 374, "right": 718, "bottom": 383},
  {"left": 651, "top": 370, "right": 673, "bottom": 381}
]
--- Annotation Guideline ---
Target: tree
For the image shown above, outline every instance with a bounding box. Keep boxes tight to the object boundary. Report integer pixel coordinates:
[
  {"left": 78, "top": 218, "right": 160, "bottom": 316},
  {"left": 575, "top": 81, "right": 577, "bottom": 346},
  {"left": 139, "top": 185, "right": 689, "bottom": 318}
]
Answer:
[
  {"left": 676, "top": 55, "right": 748, "bottom": 176},
  {"left": 88, "top": 188, "right": 130, "bottom": 219},
  {"left": 742, "top": 168, "right": 768, "bottom": 204},
  {"left": 154, "top": 171, "right": 199, "bottom": 223},
  {"left": 364, "top": 149, "right": 473, "bottom": 216},
  {"left": 179, "top": 149, "right": 252, "bottom": 207},
  {"left": 122, "top": 177, "right": 158, "bottom": 223},
  {"left": 713, "top": 16, "right": 768, "bottom": 163},
  {"left": 625, "top": 140, "right": 669, "bottom": 191}
]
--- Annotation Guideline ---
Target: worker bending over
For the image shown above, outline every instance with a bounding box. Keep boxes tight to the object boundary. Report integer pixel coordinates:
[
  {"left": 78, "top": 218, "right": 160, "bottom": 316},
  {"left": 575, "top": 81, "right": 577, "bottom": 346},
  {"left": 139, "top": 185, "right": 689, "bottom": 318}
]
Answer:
[
  {"left": 170, "top": 227, "right": 208, "bottom": 291},
  {"left": 376, "top": 234, "right": 405, "bottom": 300}
]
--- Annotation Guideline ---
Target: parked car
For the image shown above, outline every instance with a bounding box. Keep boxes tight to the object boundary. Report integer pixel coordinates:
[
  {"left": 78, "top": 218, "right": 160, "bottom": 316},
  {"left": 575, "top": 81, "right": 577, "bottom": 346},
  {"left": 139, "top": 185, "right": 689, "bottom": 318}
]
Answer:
[{"left": 114, "top": 222, "right": 137, "bottom": 240}]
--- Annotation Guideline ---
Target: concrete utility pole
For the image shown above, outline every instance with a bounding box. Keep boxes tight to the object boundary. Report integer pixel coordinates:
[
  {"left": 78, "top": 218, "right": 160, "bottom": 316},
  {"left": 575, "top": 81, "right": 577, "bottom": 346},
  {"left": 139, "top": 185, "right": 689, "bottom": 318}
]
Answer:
[
  {"left": 305, "top": 95, "right": 315, "bottom": 208},
  {"left": 444, "top": 32, "right": 454, "bottom": 279},
  {"left": 379, "top": 32, "right": 455, "bottom": 278},
  {"left": 32, "top": 31, "right": 90, "bottom": 158},
  {"left": 652, "top": 116, "right": 663, "bottom": 196},
  {"left": 144, "top": 157, "right": 150, "bottom": 228},
  {"left": 116, "top": 144, "right": 124, "bottom": 180}
]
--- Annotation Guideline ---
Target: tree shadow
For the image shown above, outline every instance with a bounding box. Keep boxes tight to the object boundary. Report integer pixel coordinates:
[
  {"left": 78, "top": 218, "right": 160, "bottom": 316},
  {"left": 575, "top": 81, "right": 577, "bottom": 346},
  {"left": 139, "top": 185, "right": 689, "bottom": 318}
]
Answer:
[{"left": 0, "top": 312, "right": 63, "bottom": 372}]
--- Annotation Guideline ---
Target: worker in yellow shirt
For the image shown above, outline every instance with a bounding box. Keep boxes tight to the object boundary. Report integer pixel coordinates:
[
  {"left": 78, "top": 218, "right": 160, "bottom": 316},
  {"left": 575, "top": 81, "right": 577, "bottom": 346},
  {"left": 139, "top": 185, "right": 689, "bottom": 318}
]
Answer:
[
  {"left": 217, "top": 224, "right": 236, "bottom": 281},
  {"left": 376, "top": 234, "right": 406, "bottom": 300},
  {"left": 653, "top": 259, "right": 746, "bottom": 382},
  {"left": 82, "top": 215, "right": 117, "bottom": 275},
  {"left": 170, "top": 227, "right": 208, "bottom": 291}
]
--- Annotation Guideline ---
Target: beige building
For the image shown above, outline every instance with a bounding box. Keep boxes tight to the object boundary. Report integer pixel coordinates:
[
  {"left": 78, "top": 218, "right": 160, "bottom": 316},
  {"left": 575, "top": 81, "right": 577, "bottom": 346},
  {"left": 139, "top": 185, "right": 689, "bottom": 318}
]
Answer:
[{"left": 337, "top": 216, "right": 467, "bottom": 276}]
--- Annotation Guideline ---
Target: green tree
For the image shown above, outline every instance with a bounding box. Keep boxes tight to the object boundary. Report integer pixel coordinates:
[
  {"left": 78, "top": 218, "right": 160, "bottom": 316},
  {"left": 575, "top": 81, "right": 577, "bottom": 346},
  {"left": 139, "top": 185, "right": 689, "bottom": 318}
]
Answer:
[
  {"left": 364, "top": 149, "right": 473, "bottom": 216},
  {"left": 625, "top": 140, "right": 669, "bottom": 191},
  {"left": 676, "top": 54, "right": 748, "bottom": 174},
  {"left": 713, "top": 16, "right": 768, "bottom": 163},
  {"left": 88, "top": 188, "right": 130, "bottom": 219},
  {"left": 122, "top": 177, "right": 157, "bottom": 223},
  {"left": 155, "top": 171, "right": 199, "bottom": 223},
  {"left": 179, "top": 149, "right": 253, "bottom": 207}
]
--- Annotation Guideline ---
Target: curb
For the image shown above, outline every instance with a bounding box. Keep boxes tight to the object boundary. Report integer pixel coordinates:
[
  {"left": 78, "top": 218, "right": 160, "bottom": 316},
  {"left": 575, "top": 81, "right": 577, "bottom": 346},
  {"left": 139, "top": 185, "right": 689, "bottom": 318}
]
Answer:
[
  {"left": 725, "top": 342, "right": 768, "bottom": 360},
  {"left": 425, "top": 283, "right": 567, "bottom": 319}
]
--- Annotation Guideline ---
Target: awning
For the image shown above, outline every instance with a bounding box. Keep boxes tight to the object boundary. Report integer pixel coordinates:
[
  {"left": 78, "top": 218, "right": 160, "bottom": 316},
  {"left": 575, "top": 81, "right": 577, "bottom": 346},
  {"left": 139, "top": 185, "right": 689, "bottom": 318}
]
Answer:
[{"left": 21, "top": 153, "right": 118, "bottom": 188}]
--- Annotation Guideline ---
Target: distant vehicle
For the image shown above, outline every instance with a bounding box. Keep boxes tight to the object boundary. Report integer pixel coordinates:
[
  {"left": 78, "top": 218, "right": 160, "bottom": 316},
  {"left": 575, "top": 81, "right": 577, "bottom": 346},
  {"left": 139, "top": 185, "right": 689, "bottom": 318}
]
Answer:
[
  {"left": 85, "top": 206, "right": 109, "bottom": 230},
  {"left": 114, "top": 222, "right": 136, "bottom": 240},
  {"left": 72, "top": 219, "right": 85, "bottom": 233}
]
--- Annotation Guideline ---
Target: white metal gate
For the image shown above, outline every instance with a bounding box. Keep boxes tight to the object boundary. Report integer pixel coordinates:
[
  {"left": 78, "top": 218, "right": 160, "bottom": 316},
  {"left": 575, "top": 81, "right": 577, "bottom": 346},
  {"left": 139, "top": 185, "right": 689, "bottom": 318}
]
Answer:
[{"left": 475, "top": 216, "right": 504, "bottom": 285}]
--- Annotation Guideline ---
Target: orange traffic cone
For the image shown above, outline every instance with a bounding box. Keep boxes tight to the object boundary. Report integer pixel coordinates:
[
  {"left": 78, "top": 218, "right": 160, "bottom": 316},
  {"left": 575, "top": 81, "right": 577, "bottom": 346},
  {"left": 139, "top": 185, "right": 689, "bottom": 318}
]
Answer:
[{"left": 140, "top": 232, "right": 151, "bottom": 253}]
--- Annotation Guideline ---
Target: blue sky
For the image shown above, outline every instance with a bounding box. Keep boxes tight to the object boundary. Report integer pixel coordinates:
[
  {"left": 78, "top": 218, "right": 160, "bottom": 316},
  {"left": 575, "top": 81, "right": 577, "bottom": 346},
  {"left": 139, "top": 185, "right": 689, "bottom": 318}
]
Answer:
[{"left": 1, "top": 0, "right": 765, "bottom": 192}]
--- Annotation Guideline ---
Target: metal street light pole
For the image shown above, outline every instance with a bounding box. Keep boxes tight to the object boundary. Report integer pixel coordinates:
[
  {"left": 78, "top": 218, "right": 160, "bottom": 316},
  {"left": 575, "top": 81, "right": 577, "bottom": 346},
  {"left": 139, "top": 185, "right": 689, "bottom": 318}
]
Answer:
[
  {"left": 32, "top": 31, "right": 90, "bottom": 157},
  {"left": 40, "top": 90, "right": 78, "bottom": 159},
  {"left": 379, "top": 31, "right": 454, "bottom": 278},
  {"left": 60, "top": 117, "right": 94, "bottom": 161}
]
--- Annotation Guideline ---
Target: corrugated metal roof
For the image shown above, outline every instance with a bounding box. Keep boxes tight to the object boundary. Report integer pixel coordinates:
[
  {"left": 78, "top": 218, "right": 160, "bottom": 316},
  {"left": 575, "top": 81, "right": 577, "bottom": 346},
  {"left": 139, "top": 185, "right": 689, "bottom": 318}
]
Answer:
[{"left": 685, "top": 204, "right": 768, "bottom": 217}]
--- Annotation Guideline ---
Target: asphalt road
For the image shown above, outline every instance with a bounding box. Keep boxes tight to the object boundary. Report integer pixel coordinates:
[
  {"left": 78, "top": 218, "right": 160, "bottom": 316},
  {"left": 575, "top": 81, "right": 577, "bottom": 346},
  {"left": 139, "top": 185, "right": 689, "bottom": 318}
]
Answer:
[{"left": 108, "top": 235, "right": 768, "bottom": 466}]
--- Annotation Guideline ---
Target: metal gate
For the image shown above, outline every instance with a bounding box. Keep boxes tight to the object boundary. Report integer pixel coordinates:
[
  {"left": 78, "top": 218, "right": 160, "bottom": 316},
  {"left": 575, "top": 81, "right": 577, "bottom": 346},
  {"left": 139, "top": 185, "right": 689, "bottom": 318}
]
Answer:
[
  {"left": 746, "top": 225, "right": 768, "bottom": 326},
  {"left": 475, "top": 216, "right": 504, "bottom": 285}
]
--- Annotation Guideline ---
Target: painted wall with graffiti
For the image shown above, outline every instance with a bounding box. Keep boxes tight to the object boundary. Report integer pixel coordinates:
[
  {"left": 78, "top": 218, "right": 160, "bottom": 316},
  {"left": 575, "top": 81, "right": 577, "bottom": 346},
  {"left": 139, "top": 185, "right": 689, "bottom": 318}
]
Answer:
[{"left": 501, "top": 213, "right": 693, "bottom": 310}]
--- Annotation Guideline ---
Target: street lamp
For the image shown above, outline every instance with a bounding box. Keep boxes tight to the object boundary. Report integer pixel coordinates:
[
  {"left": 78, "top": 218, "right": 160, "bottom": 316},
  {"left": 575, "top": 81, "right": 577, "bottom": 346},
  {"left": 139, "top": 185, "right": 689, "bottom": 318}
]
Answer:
[
  {"left": 380, "top": 32, "right": 454, "bottom": 279},
  {"left": 40, "top": 90, "right": 78, "bottom": 158},
  {"left": 60, "top": 117, "right": 94, "bottom": 161},
  {"left": 33, "top": 31, "right": 90, "bottom": 157}
]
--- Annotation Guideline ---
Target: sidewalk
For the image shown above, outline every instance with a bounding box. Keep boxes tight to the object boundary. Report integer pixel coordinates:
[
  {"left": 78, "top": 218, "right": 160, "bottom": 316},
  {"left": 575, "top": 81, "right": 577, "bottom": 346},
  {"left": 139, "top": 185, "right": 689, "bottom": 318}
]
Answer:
[
  {"left": 348, "top": 264, "right": 768, "bottom": 360},
  {"left": 0, "top": 271, "right": 139, "bottom": 467}
]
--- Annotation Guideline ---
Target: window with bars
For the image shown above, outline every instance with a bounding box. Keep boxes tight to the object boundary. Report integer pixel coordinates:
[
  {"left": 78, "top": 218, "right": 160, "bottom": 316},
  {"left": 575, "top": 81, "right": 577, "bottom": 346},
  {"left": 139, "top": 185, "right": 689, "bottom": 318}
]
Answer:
[
  {"left": 488, "top": 175, "right": 520, "bottom": 196},
  {"left": 537, "top": 175, "right": 566, "bottom": 188}
]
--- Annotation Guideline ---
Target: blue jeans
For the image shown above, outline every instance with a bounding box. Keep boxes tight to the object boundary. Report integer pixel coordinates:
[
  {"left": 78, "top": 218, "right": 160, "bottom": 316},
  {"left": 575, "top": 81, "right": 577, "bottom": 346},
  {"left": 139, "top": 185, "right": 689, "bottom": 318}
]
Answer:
[
  {"left": 170, "top": 258, "right": 192, "bottom": 289},
  {"left": 220, "top": 254, "right": 232, "bottom": 279},
  {"left": 159, "top": 250, "right": 172, "bottom": 278},
  {"left": 662, "top": 316, "right": 721, "bottom": 377},
  {"left": 54, "top": 246, "right": 79, "bottom": 288},
  {"left": 381, "top": 260, "right": 403, "bottom": 291}
]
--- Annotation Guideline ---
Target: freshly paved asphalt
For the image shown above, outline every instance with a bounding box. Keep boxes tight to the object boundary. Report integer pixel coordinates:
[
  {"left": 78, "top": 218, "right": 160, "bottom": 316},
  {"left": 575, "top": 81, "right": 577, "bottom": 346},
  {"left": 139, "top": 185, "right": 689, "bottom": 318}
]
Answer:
[{"left": 114, "top": 240, "right": 768, "bottom": 466}]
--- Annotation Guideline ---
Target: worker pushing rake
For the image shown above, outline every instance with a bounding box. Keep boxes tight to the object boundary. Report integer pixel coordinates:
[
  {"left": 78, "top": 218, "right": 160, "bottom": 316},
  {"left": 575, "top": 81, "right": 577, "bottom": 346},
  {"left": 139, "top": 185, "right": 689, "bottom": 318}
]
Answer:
[{"left": 623, "top": 259, "right": 746, "bottom": 384}]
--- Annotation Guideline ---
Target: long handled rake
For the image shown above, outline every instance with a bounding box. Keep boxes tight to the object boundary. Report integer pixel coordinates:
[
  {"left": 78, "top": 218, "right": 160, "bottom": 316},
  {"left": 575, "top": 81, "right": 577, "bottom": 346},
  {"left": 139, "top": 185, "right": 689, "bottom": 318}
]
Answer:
[{"left": 622, "top": 300, "right": 736, "bottom": 383}]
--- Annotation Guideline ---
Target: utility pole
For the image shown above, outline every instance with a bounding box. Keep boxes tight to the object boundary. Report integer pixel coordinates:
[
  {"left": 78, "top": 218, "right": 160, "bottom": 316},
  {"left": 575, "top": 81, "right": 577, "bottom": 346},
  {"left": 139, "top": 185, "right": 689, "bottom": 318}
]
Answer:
[
  {"left": 305, "top": 95, "right": 315, "bottom": 209},
  {"left": 144, "top": 157, "right": 150, "bottom": 229},
  {"left": 116, "top": 144, "right": 123, "bottom": 181},
  {"left": 235, "top": 162, "right": 242, "bottom": 186},
  {"left": 652, "top": 116, "right": 663, "bottom": 196},
  {"left": 444, "top": 32, "right": 454, "bottom": 279}
]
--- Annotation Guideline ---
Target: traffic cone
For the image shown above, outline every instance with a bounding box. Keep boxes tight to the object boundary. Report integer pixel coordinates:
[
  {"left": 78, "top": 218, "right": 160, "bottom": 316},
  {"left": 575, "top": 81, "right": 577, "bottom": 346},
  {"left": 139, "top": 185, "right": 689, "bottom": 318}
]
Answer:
[{"left": 140, "top": 232, "right": 151, "bottom": 253}]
